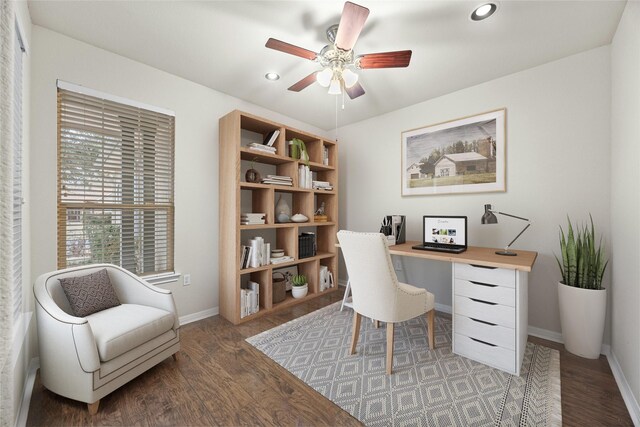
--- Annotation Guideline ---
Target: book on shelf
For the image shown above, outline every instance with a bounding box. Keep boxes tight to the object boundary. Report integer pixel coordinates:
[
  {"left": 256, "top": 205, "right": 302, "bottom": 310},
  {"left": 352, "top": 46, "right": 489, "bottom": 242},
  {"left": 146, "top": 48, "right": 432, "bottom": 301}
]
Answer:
[
  {"left": 323, "top": 146, "right": 329, "bottom": 166},
  {"left": 240, "top": 281, "right": 260, "bottom": 318},
  {"left": 263, "top": 130, "right": 280, "bottom": 147},
  {"left": 265, "top": 174, "right": 291, "bottom": 180},
  {"left": 261, "top": 180, "right": 292, "bottom": 186},
  {"left": 240, "top": 245, "right": 251, "bottom": 269},
  {"left": 270, "top": 255, "right": 294, "bottom": 265},
  {"left": 298, "top": 165, "right": 312, "bottom": 189},
  {"left": 312, "top": 180, "right": 333, "bottom": 190},
  {"left": 241, "top": 213, "right": 266, "bottom": 225},
  {"left": 247, "top": 143, "right": 276, "bottom": 154}
]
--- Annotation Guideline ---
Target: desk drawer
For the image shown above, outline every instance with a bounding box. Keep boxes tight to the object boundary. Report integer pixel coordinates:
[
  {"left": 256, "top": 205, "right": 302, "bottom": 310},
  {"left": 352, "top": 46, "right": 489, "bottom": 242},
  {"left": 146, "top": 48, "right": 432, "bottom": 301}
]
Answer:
[
  {"left": 455, "top": 279, "right": 515, "bottom": 307},
  {"left": 454, "top": 333, "right": 515, "bottom": 373},
  {"left": 454, "top": 263, "right": 515, "bottom": 288},
  {"left": 454, "top": 295, "right": 515, "bottom": 328},
  {"left": 455, "top": 314, "right": 515, "bottom": 350}
]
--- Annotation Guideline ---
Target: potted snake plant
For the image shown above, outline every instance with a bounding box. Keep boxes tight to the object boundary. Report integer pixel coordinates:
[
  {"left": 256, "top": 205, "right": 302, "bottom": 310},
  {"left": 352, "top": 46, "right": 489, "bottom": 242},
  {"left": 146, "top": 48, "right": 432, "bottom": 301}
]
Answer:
[
  {"left": 291, "top": 274, "right": 308, "bottom": 299},
  {"left": 556, "top": 215, "right": 608, "bottom": 359}
]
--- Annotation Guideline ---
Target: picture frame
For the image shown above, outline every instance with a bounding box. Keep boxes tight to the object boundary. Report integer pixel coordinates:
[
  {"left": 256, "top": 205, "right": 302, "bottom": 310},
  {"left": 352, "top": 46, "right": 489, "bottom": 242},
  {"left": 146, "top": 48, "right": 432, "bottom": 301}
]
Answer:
[
  {"left": 401, "top": 109, "right": 506, "bottom": 196},
  {"left": 273, "top": 265, "right": 299, "bottom": 291}
]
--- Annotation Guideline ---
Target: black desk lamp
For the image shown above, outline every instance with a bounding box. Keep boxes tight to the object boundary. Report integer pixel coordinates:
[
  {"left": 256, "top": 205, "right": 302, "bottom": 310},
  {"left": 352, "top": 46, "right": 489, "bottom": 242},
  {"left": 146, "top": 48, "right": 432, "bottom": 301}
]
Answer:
[{"left": 481, "top": 204, "right": 531, "bottom": 256}]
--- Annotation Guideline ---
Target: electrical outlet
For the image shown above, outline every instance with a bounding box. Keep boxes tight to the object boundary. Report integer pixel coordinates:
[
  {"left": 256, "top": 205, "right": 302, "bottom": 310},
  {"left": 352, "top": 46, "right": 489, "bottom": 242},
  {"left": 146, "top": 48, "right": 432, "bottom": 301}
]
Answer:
[
  {"left": 183, "top": 274, "right": 191, "bottom": 286},
  {"left": 394, "top": 258, "right": 402, "bottom": 271}
]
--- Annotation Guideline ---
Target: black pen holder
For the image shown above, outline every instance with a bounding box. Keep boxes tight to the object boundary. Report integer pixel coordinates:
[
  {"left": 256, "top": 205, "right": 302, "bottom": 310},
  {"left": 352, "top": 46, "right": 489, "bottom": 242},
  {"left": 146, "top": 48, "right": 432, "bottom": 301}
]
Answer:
[{"left": 380, "top": 215, "right": 406, "bottom": 245}]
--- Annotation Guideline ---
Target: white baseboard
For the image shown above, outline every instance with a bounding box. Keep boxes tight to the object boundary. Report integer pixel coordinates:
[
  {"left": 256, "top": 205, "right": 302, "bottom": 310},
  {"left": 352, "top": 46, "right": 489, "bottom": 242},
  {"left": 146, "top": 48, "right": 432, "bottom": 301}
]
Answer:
[
  {"left": 178, "top": 307, "right": 218, "bottom": 325},
  {"left": 435, "top": 303, "right": 452, "bottom": 314},
  {"left": 608, "top": 350, "right": 640, "bottom": 426},
  {"left": 15, "top": 357, "right": 39, "bottom": 427},
  {"left": 527, "top": 325, "right": 611, "bottom": 356}
]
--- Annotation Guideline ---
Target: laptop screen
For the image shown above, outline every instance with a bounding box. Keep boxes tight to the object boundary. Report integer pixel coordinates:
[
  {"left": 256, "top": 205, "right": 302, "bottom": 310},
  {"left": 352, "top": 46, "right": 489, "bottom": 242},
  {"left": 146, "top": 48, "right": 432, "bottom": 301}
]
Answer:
[{"left": 423, "top": 216, "right": 467, "bottom": 247}]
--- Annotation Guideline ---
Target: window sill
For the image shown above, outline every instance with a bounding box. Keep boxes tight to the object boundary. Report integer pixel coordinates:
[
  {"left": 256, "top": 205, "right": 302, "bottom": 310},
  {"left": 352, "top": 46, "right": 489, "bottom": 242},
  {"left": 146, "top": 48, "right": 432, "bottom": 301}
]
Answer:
[{"left": 145, "top": 272, "right": 181, "bottom": 286}]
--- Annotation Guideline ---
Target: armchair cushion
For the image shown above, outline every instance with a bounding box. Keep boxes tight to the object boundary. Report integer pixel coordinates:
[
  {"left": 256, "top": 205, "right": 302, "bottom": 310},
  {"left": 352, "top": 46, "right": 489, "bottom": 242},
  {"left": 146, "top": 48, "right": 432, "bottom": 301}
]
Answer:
[
  {"left": 87, "top": 304, "right": 174, "bottom": 362},
  {"left": 59, "top": 268, "right": 120, "bottom": 317}
]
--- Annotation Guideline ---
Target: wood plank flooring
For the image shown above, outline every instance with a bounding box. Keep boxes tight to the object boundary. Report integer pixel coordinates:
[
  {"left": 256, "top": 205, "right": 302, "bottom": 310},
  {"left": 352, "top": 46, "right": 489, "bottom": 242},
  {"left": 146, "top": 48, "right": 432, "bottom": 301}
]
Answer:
[{"left": 27, "top": 289, "right": 633, "bottom": 426}]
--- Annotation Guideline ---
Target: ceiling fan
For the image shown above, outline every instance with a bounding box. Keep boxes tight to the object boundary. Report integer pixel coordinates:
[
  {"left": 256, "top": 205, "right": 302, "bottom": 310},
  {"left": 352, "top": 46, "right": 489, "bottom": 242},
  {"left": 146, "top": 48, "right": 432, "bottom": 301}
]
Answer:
[{"left": 265, "top": 1, "right": 412, "bottom": 99}]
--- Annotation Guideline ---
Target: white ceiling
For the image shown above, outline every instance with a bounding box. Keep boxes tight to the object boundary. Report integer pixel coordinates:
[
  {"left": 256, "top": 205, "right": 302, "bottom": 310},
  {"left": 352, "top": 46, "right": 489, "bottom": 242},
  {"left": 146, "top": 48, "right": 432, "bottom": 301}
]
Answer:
[{"left": 28, "top": 1, "right": 625, "bottom": 130}]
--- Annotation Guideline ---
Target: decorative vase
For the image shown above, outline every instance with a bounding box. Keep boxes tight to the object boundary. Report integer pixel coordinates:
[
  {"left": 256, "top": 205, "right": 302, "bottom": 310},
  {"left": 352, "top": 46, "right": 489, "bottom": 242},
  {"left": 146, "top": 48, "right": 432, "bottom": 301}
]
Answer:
[
  {"left": 275, "top": 195, "right": 291, "bottom": 223},
  {"left": 289, "top": 141, "right": 299, "bottom": 159},
  {"left": 558, "top": 282, "right": 607, "bottom": 359},
  {"left": 291, "top": 284, "right": 308, "bottom": 299},
  {"left": 245, "top": 168, "right": 261, "bottom": 183}
]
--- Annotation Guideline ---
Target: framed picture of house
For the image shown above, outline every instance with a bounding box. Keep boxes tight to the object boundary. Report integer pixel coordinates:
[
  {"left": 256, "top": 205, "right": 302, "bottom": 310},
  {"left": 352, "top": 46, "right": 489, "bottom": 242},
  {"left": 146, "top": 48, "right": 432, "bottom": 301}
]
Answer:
[{"left": 401, "top": 109, "right": 506, "bottom": 196}]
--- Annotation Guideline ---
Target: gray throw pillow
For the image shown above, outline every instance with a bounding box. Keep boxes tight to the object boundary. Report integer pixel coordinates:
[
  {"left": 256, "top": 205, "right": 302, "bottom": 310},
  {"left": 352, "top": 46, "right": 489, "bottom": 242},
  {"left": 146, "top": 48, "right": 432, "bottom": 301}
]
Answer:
[{"left": 59, "top": 268, "right": 121, "bottom": 317}]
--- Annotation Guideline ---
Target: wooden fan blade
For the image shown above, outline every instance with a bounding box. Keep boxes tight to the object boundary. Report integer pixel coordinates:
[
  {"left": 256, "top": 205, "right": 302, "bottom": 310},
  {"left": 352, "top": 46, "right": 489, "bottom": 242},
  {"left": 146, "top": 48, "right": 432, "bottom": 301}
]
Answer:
[
  {"left": 345, "top": 82, "right": 365, "bottom": 99},
  {"left": 358, "top": 50, "right": 412, "bottom": 69},
  {"left": 265, "top": 38, "right": 317, "bottom": 61},
  {"left": 334, "top": 2, "right": 370, "bottom": 51},
  {"left": 288, "top": 72, "right": 318, "bottom": 92}
]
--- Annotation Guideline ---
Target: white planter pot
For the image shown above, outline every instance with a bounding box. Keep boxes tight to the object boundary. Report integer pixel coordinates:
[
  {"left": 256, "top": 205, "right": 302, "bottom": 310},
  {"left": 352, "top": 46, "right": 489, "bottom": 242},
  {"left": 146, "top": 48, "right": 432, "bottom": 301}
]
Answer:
[
  {"left": 558, "top": 282, "right": 606, "bottom": 359},
  {"left": 291, "top": 284, "right": 308, "bottom": 299}
]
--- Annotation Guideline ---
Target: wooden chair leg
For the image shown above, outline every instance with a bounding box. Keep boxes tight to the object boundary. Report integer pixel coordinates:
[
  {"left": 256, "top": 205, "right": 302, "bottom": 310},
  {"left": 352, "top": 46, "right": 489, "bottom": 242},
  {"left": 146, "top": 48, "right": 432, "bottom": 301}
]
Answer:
[
  {"left": 172, "top": 352, "right": 179, "bottom": 361},
  {"left": 87, "top": 400, "right": 100, "bottom": 415},
  {"left": 350, "top": 311, "right": 362, "bottom": 355},
  {"left": 427, "top": 309, "right": 435, "bottom": 350},
  {"left": 386, "top": 322, "right": 395, "bottom": 375}
]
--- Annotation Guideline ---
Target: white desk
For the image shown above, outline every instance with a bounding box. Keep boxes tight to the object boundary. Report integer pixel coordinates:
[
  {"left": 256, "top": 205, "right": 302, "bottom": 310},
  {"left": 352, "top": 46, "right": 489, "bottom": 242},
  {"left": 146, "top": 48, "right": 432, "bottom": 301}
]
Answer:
[{"left": 342, "top": 242, "right": 537, "bottom": 375}]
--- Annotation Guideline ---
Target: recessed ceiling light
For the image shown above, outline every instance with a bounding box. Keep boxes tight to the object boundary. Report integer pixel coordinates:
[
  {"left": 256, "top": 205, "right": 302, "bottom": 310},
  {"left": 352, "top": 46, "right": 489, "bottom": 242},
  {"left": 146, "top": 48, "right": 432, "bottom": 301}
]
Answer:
[
  {"left": 265, "top": 72, "right": 280, "bottom": 81},
  {"left": 470, "top": 3, "right": 498, "bottom": 21}
]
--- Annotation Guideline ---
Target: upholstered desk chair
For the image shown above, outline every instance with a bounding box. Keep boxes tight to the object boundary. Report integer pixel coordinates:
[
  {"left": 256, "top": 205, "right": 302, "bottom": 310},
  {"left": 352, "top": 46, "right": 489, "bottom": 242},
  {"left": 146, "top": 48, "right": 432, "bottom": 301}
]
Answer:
[
  {"left": 34, "top": 264, "right": 180, "bottom": 414},
  {"left": 337, "top": 230, "right": 436, "bottom": 374}
]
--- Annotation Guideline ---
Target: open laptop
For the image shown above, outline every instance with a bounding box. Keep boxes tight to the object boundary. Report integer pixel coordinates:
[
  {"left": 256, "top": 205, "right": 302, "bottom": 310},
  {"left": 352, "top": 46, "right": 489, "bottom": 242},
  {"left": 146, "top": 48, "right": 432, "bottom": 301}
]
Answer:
[{"left": 412, "top": 215, "right": 468, "bottom": 254}]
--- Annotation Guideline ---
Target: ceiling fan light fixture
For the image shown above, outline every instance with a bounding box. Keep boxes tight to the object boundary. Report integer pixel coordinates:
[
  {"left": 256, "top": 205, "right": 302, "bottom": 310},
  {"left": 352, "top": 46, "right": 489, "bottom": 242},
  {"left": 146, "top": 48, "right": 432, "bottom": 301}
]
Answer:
[
  {"left": 328, "top": 78, "right": 342, "bottom": 95},
  {"left": 316, "top": 68, "right": 333, "bottom": 87},
  {"left": 470, "top": 3, "right": 498, "bottom": 21},
  {"left": 342, "top": 68, "right": 358, "bottom": 88}
]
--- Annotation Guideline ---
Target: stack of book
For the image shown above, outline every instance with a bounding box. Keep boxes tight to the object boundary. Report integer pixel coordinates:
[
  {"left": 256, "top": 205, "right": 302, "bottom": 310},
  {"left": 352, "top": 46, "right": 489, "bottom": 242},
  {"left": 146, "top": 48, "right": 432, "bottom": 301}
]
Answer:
[
  {"left": 247, "top": 142, "right": 276, "bottom": 155},
  {"left": 298, "top": 232, "right": 316, "bottom": 258},
  {"left": 241, "top": 213, "right": 266, "bottom": 225},
  {"left": 241, "top": 237, "right": 270, "bottom": 269},
  {"left": 261, "top": 175, "right": 292, "bottom": 186},
  {"left": 270, "top": 255, "right": 294, "bottom": 265},
  {"left": 312, "top": 180, "right": 333, "bottom": 190},
  {"left": 240, "top": 281, "right": 259, "bottom": 318},
  {"left": 298, "top": 165, "right": 312, "bottom": 189}
]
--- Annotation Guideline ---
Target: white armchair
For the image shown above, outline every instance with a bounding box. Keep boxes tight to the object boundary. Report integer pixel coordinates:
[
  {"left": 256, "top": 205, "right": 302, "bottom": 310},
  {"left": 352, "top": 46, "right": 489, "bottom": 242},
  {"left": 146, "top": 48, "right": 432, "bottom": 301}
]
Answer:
[
  {"left": 337, "top": 230, "right": 436, "bottom": 374},
  {"left": 34, "top": 264, "right": 180, "bottom": 414}
]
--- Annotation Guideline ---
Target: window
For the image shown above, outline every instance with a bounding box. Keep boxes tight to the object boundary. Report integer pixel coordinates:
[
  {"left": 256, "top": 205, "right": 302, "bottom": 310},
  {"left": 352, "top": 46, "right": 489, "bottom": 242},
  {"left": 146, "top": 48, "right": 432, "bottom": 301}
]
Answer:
[
  {"left": 12, "top": 26, "right": 24, "bottom": 323},
  {"left": 57, "top": 82, "right": 175, "bottom": 276}
]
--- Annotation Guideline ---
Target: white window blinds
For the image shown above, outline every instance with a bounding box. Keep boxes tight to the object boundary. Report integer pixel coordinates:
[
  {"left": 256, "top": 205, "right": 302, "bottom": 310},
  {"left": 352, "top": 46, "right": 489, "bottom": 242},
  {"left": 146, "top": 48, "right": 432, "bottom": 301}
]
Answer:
[
  {"left": 12, "top": 27, "right": 24, "bottom": 323},
  {"left": 57, "top": 85, "right": 175, "bottom": 276}
]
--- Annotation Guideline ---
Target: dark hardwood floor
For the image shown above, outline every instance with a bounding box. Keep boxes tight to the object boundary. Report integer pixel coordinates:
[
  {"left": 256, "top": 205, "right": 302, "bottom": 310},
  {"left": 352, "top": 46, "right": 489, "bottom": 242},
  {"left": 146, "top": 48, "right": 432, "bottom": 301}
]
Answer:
[{"left": 27, "top": 289, "right": 633, "bottom": 426}]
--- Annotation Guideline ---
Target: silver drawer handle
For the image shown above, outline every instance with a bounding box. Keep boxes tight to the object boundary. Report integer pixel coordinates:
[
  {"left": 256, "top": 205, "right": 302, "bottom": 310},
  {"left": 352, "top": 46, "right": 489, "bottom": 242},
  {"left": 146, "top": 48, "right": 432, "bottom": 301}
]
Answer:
[
  {"left": 470, "top": 264, "right": 497, "bottom": 270},
  {"left": 470, "top": 298, "right": 497, "bottom": 305},
  {"left": 471, "top": 337, "right": 497, "bottom": 347},
  {"left": 470, "top": 317, "right": 497, "bottom": 326},
  {"left": 470, "top": 280, "right": 497, "bottom": 288}
]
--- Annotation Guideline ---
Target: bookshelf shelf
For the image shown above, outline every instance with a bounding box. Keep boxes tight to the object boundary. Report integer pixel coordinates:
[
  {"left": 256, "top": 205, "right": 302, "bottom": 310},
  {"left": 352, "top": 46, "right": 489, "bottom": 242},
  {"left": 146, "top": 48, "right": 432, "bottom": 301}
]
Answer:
[{"left": 219, "top": 110, "right": 339, "bottom": 324}]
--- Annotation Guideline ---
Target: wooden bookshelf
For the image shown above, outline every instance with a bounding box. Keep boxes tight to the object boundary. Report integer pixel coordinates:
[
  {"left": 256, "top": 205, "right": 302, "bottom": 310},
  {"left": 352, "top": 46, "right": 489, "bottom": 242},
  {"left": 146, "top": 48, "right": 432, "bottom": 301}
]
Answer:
[{"left": 219, "top": 110, "right": 339, "bottom": 324}]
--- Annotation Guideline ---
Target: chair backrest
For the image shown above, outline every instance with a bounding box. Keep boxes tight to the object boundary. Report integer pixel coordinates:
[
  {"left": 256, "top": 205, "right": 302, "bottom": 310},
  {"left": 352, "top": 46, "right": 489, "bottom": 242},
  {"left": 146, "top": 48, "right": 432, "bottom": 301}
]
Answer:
[{"left": 337, "top": 230, "right": 400, "bottom": 321}]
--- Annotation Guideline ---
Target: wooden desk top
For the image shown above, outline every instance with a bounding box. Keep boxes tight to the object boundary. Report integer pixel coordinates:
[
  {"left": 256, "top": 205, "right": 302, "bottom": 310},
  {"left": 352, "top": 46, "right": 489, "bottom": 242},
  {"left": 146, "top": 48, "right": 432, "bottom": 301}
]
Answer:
[{"left": 388, "top": 241, "right": 537, "bottom": 272}]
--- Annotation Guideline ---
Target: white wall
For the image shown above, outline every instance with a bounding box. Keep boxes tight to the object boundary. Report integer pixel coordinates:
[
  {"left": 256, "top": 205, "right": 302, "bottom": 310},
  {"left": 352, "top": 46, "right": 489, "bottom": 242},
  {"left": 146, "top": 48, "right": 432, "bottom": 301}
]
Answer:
[
  {"left": 29, "top": 25, "right": 330, "bottom": 320},
  {"left": 337, "top": 47, "right": 612, "bottom": 340},
  {"left": 611, "top": 1, "right": 640, "bottom": 419}
]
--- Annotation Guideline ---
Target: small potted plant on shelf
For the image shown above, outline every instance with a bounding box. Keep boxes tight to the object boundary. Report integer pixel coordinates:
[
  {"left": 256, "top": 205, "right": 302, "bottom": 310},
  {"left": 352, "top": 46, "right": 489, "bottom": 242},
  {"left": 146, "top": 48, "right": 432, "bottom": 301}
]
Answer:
[
  {"left": 290, "top": 138, "right": 309, "bottom": 166},
  {"left": 556, "top": 214, "right": 608, "bottom": 359},
  {"left": 291, "top": 274, "right": 308, "bottom": 299}
]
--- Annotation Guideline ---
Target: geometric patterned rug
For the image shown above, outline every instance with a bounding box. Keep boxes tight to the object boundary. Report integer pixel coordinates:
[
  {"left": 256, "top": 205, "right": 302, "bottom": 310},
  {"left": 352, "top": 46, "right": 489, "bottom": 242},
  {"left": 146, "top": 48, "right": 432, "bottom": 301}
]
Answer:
[{"left": 247, "top": 302, "right": 562, "bottom": 426}]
